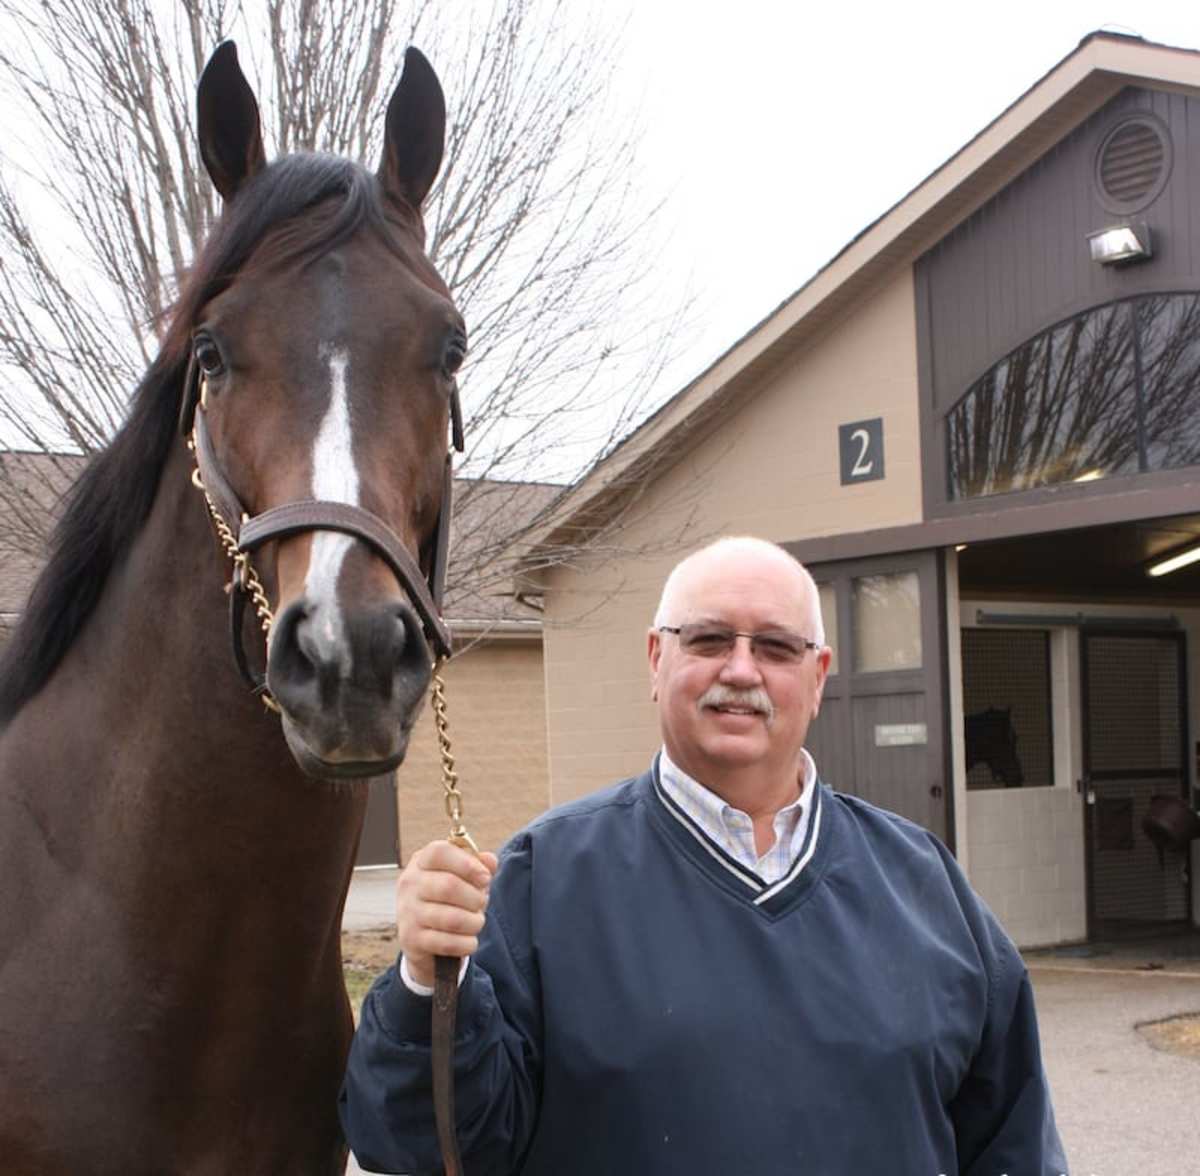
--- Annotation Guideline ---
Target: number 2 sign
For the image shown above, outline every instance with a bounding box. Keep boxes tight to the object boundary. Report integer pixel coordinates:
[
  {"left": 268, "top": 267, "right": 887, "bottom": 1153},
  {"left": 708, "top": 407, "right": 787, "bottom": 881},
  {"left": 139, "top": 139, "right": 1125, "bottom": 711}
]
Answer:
[{"left": 838, "top": 418, "right": 885, "bottom": 485}]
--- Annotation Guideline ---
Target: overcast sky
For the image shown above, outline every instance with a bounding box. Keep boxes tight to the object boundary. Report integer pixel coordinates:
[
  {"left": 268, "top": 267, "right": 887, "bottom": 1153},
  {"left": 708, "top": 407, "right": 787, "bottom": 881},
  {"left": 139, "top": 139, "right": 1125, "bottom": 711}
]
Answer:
[{"left": 612, "top": 2, "right": 1200, "bottom": 397}]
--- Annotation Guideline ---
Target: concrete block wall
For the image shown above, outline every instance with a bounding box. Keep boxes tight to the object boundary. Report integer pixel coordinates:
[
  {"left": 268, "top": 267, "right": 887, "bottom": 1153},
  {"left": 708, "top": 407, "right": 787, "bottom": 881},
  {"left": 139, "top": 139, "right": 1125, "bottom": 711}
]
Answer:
[
  {"left": 966, "top": 787, "right": 1086, "bottom": 947},
  {"left": 396, "top": 637, "right": 550, "bottom": 860}
]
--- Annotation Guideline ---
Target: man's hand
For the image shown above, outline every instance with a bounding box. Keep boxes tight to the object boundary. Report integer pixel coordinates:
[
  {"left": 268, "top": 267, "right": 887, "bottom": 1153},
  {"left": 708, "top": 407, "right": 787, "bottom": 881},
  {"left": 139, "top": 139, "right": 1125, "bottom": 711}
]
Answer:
[{"left": 395, "top": 840, "right": 499, "bottom": 989}]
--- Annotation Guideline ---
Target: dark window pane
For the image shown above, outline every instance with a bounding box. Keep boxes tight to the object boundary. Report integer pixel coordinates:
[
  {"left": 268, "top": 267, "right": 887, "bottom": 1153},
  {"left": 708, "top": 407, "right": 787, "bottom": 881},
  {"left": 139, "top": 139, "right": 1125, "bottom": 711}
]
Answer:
[
  {"left": 1137, "top": 293, "right": 1200, "bottom": 471},
  {"left": 948, "top": 303, "right": 1140, "bottom": 499}
]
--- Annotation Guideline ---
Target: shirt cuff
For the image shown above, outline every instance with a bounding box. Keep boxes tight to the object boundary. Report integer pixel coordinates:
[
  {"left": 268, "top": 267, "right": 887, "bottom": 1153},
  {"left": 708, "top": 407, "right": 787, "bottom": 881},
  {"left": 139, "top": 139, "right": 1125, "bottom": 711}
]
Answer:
[{"left": 399, "top": 954, "right": 470, "bottom": 996}]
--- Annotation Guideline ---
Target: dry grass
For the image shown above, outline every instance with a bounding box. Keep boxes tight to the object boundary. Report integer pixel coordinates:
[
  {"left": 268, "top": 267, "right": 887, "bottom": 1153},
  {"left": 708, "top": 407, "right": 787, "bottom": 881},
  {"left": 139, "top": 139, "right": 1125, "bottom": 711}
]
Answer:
[
  {"left": 342, "top": 928, "right": 399, "bottom": 1020},
  {"left": 1138, "top": 1013, "right": 1200, "bottom": 1060}
]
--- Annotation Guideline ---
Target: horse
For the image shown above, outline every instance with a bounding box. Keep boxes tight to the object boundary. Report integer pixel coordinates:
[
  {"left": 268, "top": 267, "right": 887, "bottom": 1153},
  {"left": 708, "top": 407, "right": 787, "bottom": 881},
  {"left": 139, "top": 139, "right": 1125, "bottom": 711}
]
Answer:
[
  {"left": 0, "top": 42, "right": 464, "bottom": 1174},
  {"left": 964, "top": 706, "right": 1024, "bottom": 787}
]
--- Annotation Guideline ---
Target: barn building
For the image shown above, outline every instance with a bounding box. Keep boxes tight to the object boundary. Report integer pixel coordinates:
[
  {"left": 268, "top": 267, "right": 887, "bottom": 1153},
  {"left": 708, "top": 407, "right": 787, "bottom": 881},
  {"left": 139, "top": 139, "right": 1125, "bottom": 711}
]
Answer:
[{"left": 515, "top": 31, "right": 1200, "bottom": 948}]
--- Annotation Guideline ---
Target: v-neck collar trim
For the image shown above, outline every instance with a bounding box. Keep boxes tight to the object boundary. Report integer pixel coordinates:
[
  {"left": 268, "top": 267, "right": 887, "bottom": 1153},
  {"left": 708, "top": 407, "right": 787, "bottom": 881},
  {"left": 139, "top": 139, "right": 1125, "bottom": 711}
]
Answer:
[{"left": 646, "top": 754, "right": 830, "bottom": 913}]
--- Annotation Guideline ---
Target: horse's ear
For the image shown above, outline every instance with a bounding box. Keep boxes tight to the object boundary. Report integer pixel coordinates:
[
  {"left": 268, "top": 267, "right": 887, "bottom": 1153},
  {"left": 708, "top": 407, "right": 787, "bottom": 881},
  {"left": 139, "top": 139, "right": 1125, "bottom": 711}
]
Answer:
[
  {"left": 197, "top": 41, "right": 266, "bottom": 202},
  {"left": 378, "top": 47, "right": 445, "bottom": 211}
]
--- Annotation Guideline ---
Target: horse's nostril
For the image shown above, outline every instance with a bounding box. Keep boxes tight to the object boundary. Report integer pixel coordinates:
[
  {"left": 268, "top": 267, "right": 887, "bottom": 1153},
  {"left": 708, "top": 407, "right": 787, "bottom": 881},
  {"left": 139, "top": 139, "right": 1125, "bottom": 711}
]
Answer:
[
  {"left": 269, "top": 600, "right": 346, "bottom": 704},
  {"left": 268, "top": 595, "right": 432, "bottom": 721}
]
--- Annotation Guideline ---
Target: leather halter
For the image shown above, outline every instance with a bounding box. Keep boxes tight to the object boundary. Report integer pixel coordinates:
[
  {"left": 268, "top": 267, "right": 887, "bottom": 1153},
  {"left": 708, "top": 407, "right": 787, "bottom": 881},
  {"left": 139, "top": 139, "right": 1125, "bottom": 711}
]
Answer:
[{"left": 179, "top": 354, "right": 461, "bottom": 685}]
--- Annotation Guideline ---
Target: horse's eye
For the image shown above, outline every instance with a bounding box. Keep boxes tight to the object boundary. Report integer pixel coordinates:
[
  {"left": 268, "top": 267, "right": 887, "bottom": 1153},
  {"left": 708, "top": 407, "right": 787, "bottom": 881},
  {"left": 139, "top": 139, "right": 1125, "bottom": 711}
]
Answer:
[
  {"left": 194, "top": 336, "right": 224, "bottom": 376},
  {"left": 442, "top": 334, "right": 467, "bottom": 378}
]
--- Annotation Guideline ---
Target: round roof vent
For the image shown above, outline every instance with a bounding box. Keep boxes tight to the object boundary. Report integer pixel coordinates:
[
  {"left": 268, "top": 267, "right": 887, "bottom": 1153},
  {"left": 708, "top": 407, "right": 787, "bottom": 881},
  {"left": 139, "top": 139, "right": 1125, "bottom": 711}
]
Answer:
[{"left": 1095, "top": 116, "right": 1171, "bottom": 212}]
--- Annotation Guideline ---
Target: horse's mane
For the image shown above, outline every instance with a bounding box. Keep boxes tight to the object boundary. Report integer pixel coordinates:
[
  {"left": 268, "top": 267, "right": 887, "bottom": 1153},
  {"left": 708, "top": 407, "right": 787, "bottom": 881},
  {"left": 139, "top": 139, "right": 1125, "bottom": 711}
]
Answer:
[{"left": 0, "top": 154, "right": 414, "bottom": 722}]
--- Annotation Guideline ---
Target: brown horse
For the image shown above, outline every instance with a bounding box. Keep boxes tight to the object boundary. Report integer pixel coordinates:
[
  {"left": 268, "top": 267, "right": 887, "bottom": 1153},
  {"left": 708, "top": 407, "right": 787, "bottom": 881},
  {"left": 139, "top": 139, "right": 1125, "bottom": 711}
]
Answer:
[{"left": 0, "top": 42, "right": 463, "bottom": 1174}]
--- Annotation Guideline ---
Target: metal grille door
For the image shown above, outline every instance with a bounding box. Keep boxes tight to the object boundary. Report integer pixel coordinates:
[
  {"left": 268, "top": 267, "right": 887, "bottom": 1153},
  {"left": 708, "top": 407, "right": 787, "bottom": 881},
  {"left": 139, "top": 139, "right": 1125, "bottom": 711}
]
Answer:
[{"left": 1082, "top": 630, "right": 1190, "bottom": 935}]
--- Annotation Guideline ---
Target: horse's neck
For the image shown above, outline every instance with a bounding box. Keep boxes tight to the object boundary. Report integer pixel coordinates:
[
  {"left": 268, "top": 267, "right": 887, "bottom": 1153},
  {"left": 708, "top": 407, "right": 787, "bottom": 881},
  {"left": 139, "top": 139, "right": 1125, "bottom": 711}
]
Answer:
[{"left": 9, "top": 443, "right": 366, "bottom": 932}]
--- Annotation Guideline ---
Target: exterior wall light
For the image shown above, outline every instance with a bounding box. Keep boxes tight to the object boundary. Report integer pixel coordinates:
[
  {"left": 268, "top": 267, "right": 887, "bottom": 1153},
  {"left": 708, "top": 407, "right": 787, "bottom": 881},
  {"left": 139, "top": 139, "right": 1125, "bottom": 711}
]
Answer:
[
  {"left": 1147, "top": 542, "right": 1200, "bottom": 578},
  {"left": 1087, "top": 222, "right": 1152, "bottom": 265}
]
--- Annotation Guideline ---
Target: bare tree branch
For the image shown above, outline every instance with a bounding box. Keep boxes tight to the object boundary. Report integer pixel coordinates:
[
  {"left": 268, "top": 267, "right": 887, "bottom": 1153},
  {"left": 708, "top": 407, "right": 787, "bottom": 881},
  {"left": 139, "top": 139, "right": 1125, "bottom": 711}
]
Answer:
[{"left": 0, "top": 0, "right": 694, "bottom": 617}]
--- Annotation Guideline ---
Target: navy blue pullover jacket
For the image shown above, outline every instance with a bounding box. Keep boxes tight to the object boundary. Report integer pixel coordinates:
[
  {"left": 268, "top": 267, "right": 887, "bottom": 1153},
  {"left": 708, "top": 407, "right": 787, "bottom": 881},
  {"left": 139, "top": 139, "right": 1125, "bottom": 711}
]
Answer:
[{"left": 341, "top": 764, "right": 1067, "bottom": 1175}]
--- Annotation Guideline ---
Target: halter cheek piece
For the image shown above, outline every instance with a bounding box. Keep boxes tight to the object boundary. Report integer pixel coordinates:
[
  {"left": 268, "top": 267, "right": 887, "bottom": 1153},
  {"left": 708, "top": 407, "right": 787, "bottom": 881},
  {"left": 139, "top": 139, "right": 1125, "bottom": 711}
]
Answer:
[{"left": 179, "top": 353, "right": 461, "bottom": 700}]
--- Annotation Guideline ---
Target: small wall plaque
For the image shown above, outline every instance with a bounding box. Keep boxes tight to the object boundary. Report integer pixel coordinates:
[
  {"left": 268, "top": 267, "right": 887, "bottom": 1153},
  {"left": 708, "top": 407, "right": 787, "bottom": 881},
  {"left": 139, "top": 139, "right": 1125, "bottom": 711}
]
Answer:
[
  {"left": 838, "top": 418, "right": 884, "bottom": 485},
  {"left": 874, "top": 722, "right": 927, "bottom": 747}
]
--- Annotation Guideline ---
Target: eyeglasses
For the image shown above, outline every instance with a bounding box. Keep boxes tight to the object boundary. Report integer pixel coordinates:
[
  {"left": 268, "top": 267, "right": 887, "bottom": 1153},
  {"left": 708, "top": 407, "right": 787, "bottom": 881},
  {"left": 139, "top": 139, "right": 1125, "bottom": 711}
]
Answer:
[{"left": 657, "top": 623, "right": 821, "bottom": 666}]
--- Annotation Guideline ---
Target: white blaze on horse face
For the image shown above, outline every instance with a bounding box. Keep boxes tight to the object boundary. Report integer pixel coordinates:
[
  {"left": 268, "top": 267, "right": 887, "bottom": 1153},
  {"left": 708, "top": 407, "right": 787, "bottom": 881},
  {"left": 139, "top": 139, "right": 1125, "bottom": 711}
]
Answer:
[{"left": 302, "top": 347, "right": 359, "bottom": 670}]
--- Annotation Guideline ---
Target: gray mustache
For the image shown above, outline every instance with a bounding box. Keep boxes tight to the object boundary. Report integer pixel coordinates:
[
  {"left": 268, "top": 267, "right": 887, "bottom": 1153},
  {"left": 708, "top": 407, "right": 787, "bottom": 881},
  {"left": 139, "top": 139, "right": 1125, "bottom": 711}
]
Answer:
[{"left": 698, "top": 684, "right": 774, "bottom": 725}]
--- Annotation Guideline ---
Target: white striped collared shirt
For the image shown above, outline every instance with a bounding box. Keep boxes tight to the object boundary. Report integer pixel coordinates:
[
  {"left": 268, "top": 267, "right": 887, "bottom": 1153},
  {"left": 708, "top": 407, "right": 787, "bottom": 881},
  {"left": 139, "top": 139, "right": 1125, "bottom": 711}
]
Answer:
[{"left": 657, "top": 747, "right": 817, "bottom": 885}]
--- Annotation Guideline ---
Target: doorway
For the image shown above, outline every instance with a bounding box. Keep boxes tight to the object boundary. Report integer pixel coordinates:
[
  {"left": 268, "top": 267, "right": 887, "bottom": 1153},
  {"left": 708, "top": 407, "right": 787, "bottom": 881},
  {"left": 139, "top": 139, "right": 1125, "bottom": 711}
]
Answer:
[
  {"left": 805, "top": 549, "right": 950, "bottom": 844},
  {"left": 1081, "top": 629, "right": 1192, "bottom": 937}
]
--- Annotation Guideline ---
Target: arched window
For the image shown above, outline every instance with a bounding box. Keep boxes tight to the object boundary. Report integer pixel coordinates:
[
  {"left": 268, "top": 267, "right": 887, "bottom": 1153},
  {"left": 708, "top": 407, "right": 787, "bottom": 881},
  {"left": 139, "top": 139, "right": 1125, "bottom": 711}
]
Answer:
[{"left": 946, "top": 293, "right": 1200, "bottom": 499}]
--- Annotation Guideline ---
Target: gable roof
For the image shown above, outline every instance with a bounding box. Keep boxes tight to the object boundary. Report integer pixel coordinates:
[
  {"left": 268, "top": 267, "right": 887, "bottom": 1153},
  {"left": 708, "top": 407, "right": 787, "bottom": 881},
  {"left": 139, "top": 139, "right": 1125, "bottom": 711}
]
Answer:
[
  {"left": 442, "top": 477, "right": 562, "bottom": 631},
  {"left": 519, "top": 31, "right": 1200, "bottom": 567}
]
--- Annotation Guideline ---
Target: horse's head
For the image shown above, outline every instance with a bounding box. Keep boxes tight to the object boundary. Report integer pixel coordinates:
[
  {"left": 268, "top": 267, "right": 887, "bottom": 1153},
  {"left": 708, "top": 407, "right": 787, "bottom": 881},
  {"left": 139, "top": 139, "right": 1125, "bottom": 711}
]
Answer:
[
  {"left": 965, "top": 706, "right": 1024, "bottom": 787},
  {"left": 185, "top": 44, "right": 463, "bottom": 779}
]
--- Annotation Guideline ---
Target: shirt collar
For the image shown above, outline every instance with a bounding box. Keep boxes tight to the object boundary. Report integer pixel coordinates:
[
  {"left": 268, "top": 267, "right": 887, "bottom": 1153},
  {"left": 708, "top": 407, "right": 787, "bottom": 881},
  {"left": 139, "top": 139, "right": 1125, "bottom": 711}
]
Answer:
[{"left": 658, "top": 746, "right": 817, "bottom": 826}]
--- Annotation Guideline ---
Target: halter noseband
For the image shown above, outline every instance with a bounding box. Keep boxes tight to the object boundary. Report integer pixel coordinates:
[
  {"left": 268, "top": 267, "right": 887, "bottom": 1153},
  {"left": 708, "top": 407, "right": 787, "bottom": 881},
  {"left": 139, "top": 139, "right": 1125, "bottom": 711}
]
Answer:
[{"left": 179, "top": 354, "right": 461, "bottom": 699}]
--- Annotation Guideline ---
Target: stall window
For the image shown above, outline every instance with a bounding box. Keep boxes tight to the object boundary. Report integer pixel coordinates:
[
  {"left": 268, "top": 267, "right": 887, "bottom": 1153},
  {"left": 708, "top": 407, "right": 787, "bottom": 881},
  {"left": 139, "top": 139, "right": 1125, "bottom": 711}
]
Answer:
[{"left": 961, "top": 628, "right": 1054, "bottom": 790}]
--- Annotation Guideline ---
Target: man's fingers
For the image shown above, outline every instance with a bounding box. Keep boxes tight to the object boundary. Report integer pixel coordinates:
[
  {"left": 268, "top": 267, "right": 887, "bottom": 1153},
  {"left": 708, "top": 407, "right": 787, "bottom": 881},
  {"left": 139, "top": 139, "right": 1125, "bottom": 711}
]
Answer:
[
  {"left": 414, "top": 840, "right": 494, "bottom": 889},
  {"left": 416, "top": 869, "right": 489, "bottom": 911},
  {"left": 414, "top": 900, "right": 486, "bottom": 938},
  {"left": 394, "top": 839, "right": 501, "bottom": 979},
  {"left": 409, "top": 927, "right": 480, "bottom": 961}
]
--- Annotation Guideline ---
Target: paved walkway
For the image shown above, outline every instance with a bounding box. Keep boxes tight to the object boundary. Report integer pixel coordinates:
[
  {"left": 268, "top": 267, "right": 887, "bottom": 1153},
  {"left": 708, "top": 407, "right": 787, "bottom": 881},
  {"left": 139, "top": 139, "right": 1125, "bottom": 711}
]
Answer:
[
  {"left": 1030, "top": 959, "right": 1199, "bottom": 1175},
  {"left": 343, "top": 871, "right": 1200, "bottom": 1174},
  {"left": 344, "top": 866, "right": 399, "bottom": 931}
]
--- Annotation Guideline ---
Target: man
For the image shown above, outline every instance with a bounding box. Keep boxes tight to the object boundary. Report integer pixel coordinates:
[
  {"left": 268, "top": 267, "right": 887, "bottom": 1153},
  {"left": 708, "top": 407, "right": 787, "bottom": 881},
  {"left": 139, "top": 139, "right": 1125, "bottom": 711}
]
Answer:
[{"left": 341, "top": 536, "right": 1067, "bottom": 1175}]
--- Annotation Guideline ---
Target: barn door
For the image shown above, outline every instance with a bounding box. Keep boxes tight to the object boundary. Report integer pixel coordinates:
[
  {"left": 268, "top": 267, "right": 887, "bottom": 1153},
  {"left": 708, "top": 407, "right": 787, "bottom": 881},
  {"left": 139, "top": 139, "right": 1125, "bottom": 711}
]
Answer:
[
  {"left": 1081, "top": 629, "right": 1191, "bottom": 937},
  {"left": 805, "top": 549, "right": 950, "bottom": 845}
]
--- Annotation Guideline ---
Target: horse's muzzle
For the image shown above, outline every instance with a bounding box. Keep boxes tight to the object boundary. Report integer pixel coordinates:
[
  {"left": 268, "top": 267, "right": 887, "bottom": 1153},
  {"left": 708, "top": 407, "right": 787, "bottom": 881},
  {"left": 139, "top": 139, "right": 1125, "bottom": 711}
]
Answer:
[{"left": 266, "top": 595, "right": 433, "bottom": 779}]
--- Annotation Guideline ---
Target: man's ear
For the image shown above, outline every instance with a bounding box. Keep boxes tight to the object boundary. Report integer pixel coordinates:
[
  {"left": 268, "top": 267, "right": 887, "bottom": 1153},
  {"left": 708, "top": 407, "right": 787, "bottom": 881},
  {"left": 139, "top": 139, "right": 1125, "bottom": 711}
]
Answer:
[
  {"left": 811, "top": 646, "right": 833, "bottom": 718},
  {"left": 647, "top": 628, "right": 663, "bottom": 700}
]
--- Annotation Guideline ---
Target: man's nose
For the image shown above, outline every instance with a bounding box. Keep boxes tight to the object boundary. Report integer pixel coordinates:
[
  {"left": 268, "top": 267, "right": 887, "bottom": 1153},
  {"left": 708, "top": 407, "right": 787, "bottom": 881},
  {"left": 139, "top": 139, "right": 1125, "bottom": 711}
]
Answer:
[{"left": 720, "top": 634, "right": 762, "bottom": 681}]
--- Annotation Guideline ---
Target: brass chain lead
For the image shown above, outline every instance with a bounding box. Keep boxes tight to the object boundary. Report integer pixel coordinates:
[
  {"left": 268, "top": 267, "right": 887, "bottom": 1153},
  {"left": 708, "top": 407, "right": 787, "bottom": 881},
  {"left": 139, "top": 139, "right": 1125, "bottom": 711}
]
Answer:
[
  {"left": 431, "top": 659, "right": 478, "bottom": 854},
  {"left": 189, "top": 454, "right": 280, "bottom": 714}
]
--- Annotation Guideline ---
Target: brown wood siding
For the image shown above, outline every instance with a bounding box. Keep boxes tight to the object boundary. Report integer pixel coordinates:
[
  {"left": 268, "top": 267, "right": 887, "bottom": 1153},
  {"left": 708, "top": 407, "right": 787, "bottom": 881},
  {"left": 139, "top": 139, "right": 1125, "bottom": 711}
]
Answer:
[{"left": 917, "top": 86, "right": 1200, "bottom": 435}]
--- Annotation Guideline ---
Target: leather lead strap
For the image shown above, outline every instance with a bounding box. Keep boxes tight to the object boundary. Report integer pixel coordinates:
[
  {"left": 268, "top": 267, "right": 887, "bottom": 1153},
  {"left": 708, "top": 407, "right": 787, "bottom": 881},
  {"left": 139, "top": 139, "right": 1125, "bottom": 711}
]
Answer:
[{"left": 432, "top": 955, "right": 465, "bottom": 1176}]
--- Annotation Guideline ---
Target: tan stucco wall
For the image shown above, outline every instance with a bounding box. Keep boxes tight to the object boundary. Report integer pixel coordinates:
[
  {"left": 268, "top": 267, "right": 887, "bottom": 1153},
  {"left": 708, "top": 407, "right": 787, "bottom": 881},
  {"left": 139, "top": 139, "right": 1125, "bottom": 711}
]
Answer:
[
  {"left": 542, "top": 267, "right": 923, "bottom": 803},
  {"left": 394, "top": 637, "right": 549, "bottom": 859}
]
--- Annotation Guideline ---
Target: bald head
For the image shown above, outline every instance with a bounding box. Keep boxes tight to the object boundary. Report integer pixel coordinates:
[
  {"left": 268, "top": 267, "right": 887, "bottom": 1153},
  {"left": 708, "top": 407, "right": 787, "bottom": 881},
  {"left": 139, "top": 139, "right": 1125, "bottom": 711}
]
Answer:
[{"left": 653, "top": 537, "right": 825, "bottom": 645}]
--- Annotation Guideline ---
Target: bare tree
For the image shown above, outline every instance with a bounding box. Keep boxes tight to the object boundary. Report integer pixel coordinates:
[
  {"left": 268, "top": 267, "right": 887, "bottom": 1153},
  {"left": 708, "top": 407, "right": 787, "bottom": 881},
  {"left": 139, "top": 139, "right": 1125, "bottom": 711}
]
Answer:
[{"left": 0, "top": 0, "right": 686, "bottom": 594}]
